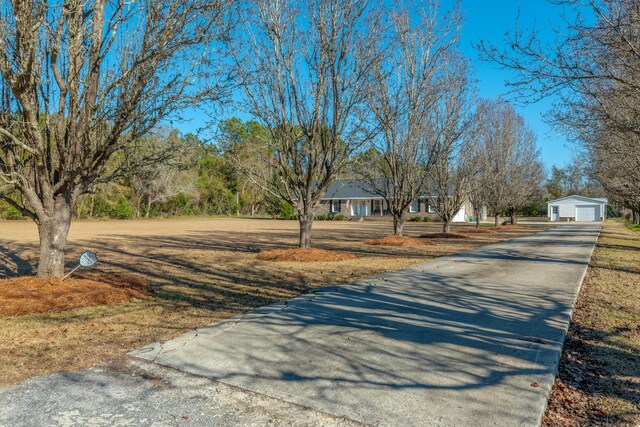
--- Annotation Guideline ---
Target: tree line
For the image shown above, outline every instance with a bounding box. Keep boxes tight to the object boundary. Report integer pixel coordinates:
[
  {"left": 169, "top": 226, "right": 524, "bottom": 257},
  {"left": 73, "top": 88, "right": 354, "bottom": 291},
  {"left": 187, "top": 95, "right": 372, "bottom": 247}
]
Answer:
[
  {"left": 479, "top": 0, "right": 640, "bottom": 224},
  {"left": 0, "top": 0, "right": 547, "bottom": 278}
]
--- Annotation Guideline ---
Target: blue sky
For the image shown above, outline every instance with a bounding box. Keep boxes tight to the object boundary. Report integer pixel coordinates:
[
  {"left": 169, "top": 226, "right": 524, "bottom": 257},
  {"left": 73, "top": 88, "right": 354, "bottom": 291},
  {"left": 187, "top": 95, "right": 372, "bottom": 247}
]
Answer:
[
  {"left": 459, "top": 0, "right": 576, "bottom": 169},
  {"left": 174, "top": 1, "right": 575, "bottom": 170}
]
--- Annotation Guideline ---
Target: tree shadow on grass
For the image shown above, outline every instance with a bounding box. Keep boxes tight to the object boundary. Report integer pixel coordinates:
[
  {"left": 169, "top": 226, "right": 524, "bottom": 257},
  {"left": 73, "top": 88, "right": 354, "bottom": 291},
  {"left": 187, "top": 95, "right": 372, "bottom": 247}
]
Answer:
[
  {"left": 0, "top": 242, "right": 34, "bottom": 278},
  {"left": 130, "top": 255, "right": 590, "bottom": 425},
  {"left": 554, "top": 322, "right": 640, "bottom": 424}
]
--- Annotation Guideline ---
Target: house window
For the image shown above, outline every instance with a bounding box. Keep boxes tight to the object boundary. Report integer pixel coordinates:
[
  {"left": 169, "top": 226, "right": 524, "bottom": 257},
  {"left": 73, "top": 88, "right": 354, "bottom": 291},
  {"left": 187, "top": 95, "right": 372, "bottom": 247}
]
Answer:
[
  {"left": 409, "top": 200, "right": 419, "bottom": 213},
  {"left": 427, "top": 203, "right": 436, "bottom": 213},
  {"left": 331, "top": 200, "right": 341, "bottom": 213}
]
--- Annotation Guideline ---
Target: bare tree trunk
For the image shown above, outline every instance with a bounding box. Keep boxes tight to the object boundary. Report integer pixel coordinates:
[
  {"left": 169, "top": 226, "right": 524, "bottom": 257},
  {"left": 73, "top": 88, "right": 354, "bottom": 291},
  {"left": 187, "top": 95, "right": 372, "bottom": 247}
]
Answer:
[
  {"left": 510, "top": 208, "right": 516, "bottom": 225},
  {"left": 36, "top": 198, "right": 73, "bottom": 278},
  {"left": 393, "top": 215, "right": 404, "bottom": 236},
  {"left": 475, "top": 207, "right": 481, "bottom": 229},
  {"left": 443, "top": 220, "right": 451, "bottom": 233},
  {"left": 236, "top": 192, "right": 240, "bottom": 216},
  {"left": 494, "top": 213, "right": 500, "bottom": 227},
  {"left": 298, "top": 212, "right": 314, "bottom": 248},
  {"left": 146, "top": 197, "right": 152, "bottom": 218},
  {"left": 89, "top": 196, "right": 94, "bottom": 219}
]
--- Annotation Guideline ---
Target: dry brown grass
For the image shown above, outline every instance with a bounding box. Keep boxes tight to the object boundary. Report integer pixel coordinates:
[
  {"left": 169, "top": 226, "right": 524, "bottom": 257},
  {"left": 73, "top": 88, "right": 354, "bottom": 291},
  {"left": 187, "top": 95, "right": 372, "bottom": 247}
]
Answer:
[
  {"left": 543, "top": 220, "right": 640, "bottom": 426},
  {"left": 256, "top": 248, "right": 357, "bottom": 262},
  {"left": 0, "top": 218, "right": 544, "bottom": 387},
  {"left": 458, "top": 228, "right": 496, "bottom": 234},
  {"left": 0, "top": 274, "right": 150, "bottom": 316},
  {"left": 489, "top": 224, "right": 528, "bottom": 231},
  {"left": 417, "top": 232, "right": 469, "bottom": 239},
  {"left": 364, "top": 235, "right": 435, "bottom": 247}
]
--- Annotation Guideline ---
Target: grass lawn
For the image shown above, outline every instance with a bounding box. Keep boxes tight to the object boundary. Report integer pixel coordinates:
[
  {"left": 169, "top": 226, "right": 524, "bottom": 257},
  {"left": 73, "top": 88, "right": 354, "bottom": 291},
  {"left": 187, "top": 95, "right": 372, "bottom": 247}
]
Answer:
[
  {"left": 0, "top": 217, "right": 543, "bottom": 388},
  {"left": 544, "top": 219, "right": 640, "bottom": 426}
]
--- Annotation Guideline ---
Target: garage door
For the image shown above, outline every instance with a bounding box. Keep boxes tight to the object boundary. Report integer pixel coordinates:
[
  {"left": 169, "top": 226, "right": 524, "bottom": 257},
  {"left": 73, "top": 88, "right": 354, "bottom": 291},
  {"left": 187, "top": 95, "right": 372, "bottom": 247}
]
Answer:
[{"left": 576, "top": 205, "right": 598, "bottom": 222}]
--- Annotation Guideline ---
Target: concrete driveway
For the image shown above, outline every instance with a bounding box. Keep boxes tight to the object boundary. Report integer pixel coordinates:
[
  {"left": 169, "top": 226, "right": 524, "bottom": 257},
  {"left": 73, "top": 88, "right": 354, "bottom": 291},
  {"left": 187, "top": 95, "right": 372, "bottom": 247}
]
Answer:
[
  {"left": 131, "top": 223, "right": 599, "bottom": 426},
  {"left": 0, "top": 224, "right": 600, "bottom": 426}
]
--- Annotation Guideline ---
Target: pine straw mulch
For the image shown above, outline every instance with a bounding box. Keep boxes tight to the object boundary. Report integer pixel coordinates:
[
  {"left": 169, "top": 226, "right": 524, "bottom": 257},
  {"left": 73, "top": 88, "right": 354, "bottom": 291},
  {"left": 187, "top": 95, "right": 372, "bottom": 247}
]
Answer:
[
  {"left": 0, "top": 273, "right": 151, "bottom": 317},
  {"left": 365, "top": 235, "right": 436, "bottom": 247},
  {"left": 417, "top": 232, "right": 470, "bottom": 239},
  {"left": 256, "top": 248, "right": 357, "bottom": 262}
]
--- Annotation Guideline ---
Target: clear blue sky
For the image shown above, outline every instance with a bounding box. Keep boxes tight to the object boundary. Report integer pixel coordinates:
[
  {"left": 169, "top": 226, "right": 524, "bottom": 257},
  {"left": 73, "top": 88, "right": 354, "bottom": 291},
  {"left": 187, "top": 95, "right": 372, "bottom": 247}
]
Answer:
[
  {"left": 173, "top": 1, "right": 575, "bottom": 170},
  {"left": 459, "top": 0, "right": 575, "bottom": 169}
]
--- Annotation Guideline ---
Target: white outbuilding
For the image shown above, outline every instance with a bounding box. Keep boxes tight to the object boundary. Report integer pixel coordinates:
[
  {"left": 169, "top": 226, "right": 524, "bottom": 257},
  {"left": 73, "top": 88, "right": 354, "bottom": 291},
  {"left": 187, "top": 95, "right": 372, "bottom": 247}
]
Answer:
[{"left": 547, "top": 195, "right": 608, "bottom": 222}]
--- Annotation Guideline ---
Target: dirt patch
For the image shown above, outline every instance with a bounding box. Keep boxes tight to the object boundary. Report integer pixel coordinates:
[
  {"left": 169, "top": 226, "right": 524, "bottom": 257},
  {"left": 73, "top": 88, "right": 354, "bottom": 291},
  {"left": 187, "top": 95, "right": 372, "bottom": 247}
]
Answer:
[
  {"left": 0, "top": 274, "right": 150, "bottom": 317},
  {"left": 458, "top": 228, "right": 496, "bottom": 234},
  {"left": 365, "top": 235, "right": 435, "bottom": 247},
  {"left": 417, "top": 232, "right": 469, "bottom": 239},
  {"left": 256, "top": 248, "right": 357, "bottom": 262}
]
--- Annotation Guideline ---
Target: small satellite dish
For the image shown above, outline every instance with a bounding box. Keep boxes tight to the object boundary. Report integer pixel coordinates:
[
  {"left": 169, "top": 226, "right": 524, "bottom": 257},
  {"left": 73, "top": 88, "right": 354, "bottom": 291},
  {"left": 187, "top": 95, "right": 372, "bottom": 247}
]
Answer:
[
  {"left": 61, "top": 250, "right": 99, "bottom": 281},
  {"left": 79, "top": 251, "right": 98, "bottom": 267}
]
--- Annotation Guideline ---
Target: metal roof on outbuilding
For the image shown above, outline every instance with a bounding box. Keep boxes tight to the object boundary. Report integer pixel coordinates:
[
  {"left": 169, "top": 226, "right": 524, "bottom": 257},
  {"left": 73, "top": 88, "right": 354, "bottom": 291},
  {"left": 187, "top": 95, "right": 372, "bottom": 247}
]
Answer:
[{"left": 547, "top": 195, "right": 608, "bottom": 204}]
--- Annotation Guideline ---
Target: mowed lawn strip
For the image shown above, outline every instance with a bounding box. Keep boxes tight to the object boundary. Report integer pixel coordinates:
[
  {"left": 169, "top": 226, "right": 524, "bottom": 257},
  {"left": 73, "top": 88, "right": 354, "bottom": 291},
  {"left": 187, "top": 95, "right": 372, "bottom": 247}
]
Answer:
[
  {"left": 544, "top": 219, "right": 640, "bottom": 426},
  {"left": 0, "top": 218, "right": 543, "bottom": 387}
]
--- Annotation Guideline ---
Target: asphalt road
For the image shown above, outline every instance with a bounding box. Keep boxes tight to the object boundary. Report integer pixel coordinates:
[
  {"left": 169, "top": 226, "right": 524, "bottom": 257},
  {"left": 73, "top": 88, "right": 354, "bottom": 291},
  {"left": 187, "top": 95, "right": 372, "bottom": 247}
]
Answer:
[{"left": 0, "top": 223, "right": 601, "bottom": 426}]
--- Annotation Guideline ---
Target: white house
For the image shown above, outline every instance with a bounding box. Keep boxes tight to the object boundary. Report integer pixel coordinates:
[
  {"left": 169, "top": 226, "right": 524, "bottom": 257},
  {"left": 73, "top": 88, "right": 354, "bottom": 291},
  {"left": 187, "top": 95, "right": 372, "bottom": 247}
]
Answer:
[
  {"left": 318, "top": 179, "right": 474, "bottom": 221},
  {"left": 547, "top": 195, "right": 608, "bottom": 222}
]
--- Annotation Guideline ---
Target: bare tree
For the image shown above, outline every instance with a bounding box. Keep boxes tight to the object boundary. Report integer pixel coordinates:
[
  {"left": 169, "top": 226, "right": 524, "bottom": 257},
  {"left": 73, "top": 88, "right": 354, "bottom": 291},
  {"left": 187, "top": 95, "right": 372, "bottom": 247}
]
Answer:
[
  {"left": 475, "top": 99, "right": 540, "bottom": 226},
  {"left": 124, "top": 129, "right": 196, "bottom": 218},
  {"left": 477, "top": 0, "right": 640, "bottom": 216},
  {"left": 466, "top": 112, "right": 491, "bottom": 229},
  {"left": 228, "top": 0, "right": 381, "bottom": 248},
  {"left": 590, "top": 131, "right": 640, "bottom": 223},
  {"left": 0, "top": 1, "right": 231, "bottom": 277},
  {"left": 216, "top": 118, "right": 272, "bottom": 216},
  {"left": 429, "top": 54, "right": 475, "bottom": 232},
  {"left": 359, "top": 0, "right": 462, "bottom": 236},
  {"left": 503, "top": 139, "right": 545, "bottom": 224}
]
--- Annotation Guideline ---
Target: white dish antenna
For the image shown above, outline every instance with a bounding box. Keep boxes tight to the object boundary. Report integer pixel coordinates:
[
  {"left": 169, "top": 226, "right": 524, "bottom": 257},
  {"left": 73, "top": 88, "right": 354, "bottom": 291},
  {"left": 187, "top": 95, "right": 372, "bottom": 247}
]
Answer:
[{"left": 61, "top": 250, "right": 99, "bottom": 281}]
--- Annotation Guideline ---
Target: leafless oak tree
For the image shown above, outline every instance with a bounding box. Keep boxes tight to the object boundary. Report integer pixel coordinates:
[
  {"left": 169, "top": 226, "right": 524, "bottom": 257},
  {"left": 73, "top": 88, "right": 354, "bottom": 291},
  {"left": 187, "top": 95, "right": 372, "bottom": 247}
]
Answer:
[
  {"left": 429, "top": 54, "right": 475, "bottom": 232},
  {"left": 0, "top": 0, "right": 232, "bottom": 277},
  {"left": 590, "top": 131, "right": 640, "bottom": 223},
  {"left": 360, "top": 0, "right": 462, "bottom": 236},
  {"left": 477, "top": 0, "right": 640, "bottom": 216},
  {"left": 474, "top": 99, "right": 541, "bottom": 226},
  {"left": 229, "top": 0, "right": 381, "bottom": 247}
]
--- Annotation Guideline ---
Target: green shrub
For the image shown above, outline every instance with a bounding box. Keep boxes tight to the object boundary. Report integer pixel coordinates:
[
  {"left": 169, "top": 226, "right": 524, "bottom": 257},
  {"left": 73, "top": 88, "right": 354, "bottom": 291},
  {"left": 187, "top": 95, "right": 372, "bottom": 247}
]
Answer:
[
  {"left": 422, "top": 216, "right": 430, "bottom": 222},
  {"left": 278, "top": 201, "right": 295, "bottom": 219},
  {"left": 0, "top": 203, "right": 22, "bottom": 220},
  {"left": 111, "top": 195, "right": 134, "bottom": 219},
  {"left": 316, "top": 214, "right": 328, "bottom": 221},
  {"left": 333, "top": 214, "right": 345, "bottom": 221},
  {"left": 409, "top": 216, "right": 421, "bottom": 222},
  {"left": 265, "top": 198, "right": 295, "bottom": 219}
]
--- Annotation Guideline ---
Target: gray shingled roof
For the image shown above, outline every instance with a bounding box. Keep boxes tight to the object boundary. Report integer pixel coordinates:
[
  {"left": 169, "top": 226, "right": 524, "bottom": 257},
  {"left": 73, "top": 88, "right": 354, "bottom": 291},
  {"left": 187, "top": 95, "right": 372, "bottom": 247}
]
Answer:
[
  {"left": 321, "top": 179, "right": 435, "bottom": 200},
  {"left": 322, "top": 180, "right": 382, "bottom": 200}
]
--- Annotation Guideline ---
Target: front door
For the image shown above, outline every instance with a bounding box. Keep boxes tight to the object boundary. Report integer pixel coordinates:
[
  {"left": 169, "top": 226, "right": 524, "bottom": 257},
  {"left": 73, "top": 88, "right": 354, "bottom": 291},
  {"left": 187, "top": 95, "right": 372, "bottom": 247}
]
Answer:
[
  {"left": 552, "top": 206, "right": 559, "bottom": 221},
  {"left": 359, "top": 201, "right": 367, "bottom": 216}
]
